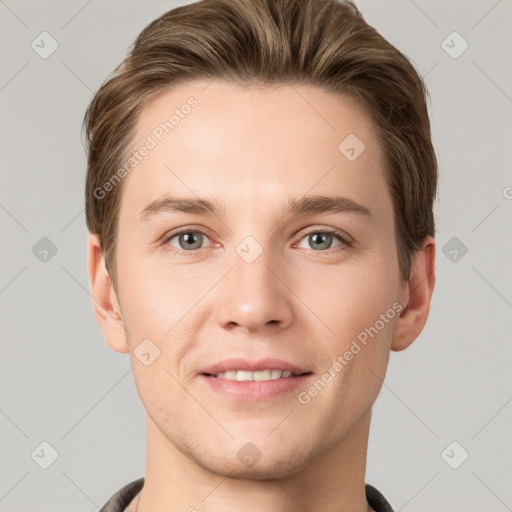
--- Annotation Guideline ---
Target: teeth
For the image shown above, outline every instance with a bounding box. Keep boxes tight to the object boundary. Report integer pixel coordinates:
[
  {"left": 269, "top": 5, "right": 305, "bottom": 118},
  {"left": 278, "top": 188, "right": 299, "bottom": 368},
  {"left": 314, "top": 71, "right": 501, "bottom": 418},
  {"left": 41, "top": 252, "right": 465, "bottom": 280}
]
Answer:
[
  {"left": 253, "top": 370, "right": 271, "bottom": 381},
  {"left": 271, "top": 369, "right": 284, "bottom": 379},
  {"left": 214, "top": 369, "right": 296, "bottom": 381},
  {"left": 236, "top": 370, "right": 253, "bottom": 381}
]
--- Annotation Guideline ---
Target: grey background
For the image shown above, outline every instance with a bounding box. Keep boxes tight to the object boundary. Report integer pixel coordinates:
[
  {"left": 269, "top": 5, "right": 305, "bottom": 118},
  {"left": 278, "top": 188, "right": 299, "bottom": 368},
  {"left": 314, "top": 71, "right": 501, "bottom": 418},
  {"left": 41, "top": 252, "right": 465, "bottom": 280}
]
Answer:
[{"left": 1, "top": 0, "right": 511, "bottom": 511}]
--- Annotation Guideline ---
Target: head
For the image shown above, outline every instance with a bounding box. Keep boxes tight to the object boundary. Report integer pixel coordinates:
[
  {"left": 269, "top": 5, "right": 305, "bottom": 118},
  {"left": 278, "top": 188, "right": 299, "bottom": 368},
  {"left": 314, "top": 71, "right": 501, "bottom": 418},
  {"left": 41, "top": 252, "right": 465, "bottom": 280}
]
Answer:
[{"left": 85, "top": 0, "right": 436, "bottom": 479}]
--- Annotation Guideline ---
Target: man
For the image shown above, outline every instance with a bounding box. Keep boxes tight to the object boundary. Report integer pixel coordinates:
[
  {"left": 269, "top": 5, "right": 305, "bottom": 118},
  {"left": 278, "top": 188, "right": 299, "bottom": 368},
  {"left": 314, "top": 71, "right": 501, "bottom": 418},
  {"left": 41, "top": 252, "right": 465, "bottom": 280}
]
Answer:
[{"left": 84, "top": 0, "right": 437, "bottom": 511}]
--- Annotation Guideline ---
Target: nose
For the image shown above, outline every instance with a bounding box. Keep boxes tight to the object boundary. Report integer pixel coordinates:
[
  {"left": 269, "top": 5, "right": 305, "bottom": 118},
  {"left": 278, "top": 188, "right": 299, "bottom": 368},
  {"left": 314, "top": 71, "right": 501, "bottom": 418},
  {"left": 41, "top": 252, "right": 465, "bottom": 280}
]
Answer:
[{"left": 214, "top": 242, "right": 295, "bottom": 333}]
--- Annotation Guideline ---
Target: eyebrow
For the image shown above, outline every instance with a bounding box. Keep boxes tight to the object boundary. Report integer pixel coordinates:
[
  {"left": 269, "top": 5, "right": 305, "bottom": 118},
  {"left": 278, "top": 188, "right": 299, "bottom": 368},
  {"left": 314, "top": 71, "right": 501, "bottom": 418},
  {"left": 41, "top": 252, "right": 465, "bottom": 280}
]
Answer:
[{"left": 139, "top": 194, "right": 372, "bottom": 221}]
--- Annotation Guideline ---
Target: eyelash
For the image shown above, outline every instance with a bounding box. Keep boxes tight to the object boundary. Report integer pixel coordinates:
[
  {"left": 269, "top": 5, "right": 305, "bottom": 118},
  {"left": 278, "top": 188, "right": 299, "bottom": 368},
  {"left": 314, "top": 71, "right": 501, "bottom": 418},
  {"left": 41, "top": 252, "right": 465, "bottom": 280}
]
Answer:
[{"left": 160, "top": 226, "right": 353, "bottom": 256}]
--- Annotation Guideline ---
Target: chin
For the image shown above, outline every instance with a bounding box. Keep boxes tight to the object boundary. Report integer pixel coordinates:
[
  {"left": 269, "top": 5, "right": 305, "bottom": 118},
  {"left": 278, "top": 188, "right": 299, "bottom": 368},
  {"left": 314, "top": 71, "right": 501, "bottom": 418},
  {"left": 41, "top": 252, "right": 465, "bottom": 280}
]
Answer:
[
  {"left": 204, "top": 453, "right": 310, "bottom": 481},
  {"left": 194, "top": 438, "right": 315, "bottom": 481}
]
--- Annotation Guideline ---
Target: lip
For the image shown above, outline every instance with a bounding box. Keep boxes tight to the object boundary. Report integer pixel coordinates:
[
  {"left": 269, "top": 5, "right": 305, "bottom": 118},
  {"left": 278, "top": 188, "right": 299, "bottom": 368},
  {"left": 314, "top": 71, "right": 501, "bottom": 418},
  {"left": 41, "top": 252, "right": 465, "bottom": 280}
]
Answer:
[
  {"left": 198, "top": 357, "right": 311, "bottom": 376},
  {"left": 199, "top": 373, "right": 313, "bottom": 401}
]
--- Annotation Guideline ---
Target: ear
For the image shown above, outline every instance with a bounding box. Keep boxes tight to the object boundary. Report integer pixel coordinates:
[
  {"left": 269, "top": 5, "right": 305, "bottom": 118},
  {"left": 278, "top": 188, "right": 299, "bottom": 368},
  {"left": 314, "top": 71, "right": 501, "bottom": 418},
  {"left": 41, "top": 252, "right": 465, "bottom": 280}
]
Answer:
[
  {"left": 391, "top": 236, "right": 436, "bottom": 352},
  {"left": 87, "top": 233, "right": 130, "bottom": 353}
]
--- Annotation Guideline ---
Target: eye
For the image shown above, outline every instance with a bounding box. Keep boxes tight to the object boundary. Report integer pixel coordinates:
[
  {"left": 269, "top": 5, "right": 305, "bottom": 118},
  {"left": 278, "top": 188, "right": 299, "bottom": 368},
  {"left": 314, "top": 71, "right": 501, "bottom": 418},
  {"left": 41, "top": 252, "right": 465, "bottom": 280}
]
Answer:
[
  {"left": 163, "top": 229, "right": 211, "bottom": 254},
  {"left": 295, "top": 229, "right": 352, "bottom": 252}
]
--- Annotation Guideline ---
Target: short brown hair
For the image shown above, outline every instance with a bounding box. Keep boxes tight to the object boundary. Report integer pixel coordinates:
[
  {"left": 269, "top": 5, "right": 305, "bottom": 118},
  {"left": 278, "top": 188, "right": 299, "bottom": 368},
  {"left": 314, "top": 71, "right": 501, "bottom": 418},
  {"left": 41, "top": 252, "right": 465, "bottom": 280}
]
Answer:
[{"left": 83, "top": 0, "right": 437, "bottom": 291}]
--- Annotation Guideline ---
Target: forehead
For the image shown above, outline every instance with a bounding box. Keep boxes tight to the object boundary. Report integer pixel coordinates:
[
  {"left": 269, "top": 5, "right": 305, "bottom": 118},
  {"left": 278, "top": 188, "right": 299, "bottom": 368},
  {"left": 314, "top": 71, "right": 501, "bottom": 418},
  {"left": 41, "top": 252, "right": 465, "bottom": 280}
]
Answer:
[{"left": 120, "top": 79, "right": 390, "bottom": 221}]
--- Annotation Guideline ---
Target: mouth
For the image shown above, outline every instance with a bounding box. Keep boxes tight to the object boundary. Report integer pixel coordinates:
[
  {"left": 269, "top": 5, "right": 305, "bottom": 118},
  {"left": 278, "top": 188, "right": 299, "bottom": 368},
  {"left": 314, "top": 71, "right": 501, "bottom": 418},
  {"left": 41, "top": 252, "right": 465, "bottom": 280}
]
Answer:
[
  {"left": 198, "top": 358, "right": 313, "bottom": 400},
  {"left": 202, "top": 369, "right": 312, "bottom": 381},
  {"left": 199, "top": 357, "right": 311, "bottom": 378},
  {"left": 199, "top": 369, "right": 314, "bottom": 401}
]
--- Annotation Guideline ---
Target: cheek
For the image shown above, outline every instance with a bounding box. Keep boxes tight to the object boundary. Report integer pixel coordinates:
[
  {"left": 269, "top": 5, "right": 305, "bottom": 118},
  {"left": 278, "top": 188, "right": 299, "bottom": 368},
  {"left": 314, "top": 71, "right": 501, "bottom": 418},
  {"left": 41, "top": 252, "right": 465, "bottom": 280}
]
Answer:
[
  {"left": 303, "top": 266, "right": 397, "bottom": 415},
  {"left": 128, "top": 339, "right": 192, "bottom": 427},
  {"left": 117, "top": 257, "right": 210, "bottom": 391},
  {"left": 117, "top": 251, "right": 201, "bottom": 333},
  {"left": 300, "top": 259, "right": 398, "bottom": 343}
]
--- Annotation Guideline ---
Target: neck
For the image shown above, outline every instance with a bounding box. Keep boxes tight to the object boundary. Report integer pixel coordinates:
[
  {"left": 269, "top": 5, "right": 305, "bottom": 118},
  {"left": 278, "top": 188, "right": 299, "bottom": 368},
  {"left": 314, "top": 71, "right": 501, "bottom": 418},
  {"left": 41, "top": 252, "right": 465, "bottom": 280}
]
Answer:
[{"left": 137, "top": 410, "right": 373, "bottom": 512}]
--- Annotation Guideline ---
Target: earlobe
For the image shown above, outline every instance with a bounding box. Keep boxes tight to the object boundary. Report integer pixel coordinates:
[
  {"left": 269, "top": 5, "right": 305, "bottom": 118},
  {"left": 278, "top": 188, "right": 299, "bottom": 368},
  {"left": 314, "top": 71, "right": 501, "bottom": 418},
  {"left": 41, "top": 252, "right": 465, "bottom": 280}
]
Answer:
[
  {"left": 391, "top": 236, "right": 436, "bottom": 352},
  {"left": 87, "top": 233, "right": 130, "bottom": 354}
]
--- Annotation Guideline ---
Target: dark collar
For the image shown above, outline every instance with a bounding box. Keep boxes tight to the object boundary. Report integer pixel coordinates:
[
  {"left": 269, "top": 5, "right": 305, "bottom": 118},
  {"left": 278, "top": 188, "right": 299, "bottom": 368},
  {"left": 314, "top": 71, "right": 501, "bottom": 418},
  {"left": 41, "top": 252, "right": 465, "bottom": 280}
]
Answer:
[{"left": 100, "top": 477, "right": 395, "bottom": 512}]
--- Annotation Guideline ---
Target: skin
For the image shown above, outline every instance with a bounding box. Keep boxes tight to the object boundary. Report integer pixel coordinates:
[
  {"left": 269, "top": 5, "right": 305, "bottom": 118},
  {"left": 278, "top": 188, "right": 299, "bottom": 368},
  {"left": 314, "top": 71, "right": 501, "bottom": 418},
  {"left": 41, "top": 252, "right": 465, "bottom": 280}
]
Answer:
[{"left": 88, "top": 80, "right": 435, "bottom": 512}]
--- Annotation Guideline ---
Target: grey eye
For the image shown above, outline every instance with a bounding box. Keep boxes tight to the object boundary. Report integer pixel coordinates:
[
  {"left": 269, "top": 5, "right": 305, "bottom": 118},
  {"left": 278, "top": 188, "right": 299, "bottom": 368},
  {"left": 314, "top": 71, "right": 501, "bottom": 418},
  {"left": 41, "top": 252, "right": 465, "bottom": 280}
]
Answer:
[
  {"left": 168, "top": 231, "right": 209, "bottom": 251},
  {"left": 296, "top": 232, "right": 343, "bottom": 251}
]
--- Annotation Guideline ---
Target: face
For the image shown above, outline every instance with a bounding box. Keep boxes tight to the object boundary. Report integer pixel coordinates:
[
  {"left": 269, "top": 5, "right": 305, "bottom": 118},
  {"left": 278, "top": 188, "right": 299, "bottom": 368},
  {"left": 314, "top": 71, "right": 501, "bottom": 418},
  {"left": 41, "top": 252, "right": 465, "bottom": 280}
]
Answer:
[{"left": 96, "top": 80, "right": 410, "bottom": 478}]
